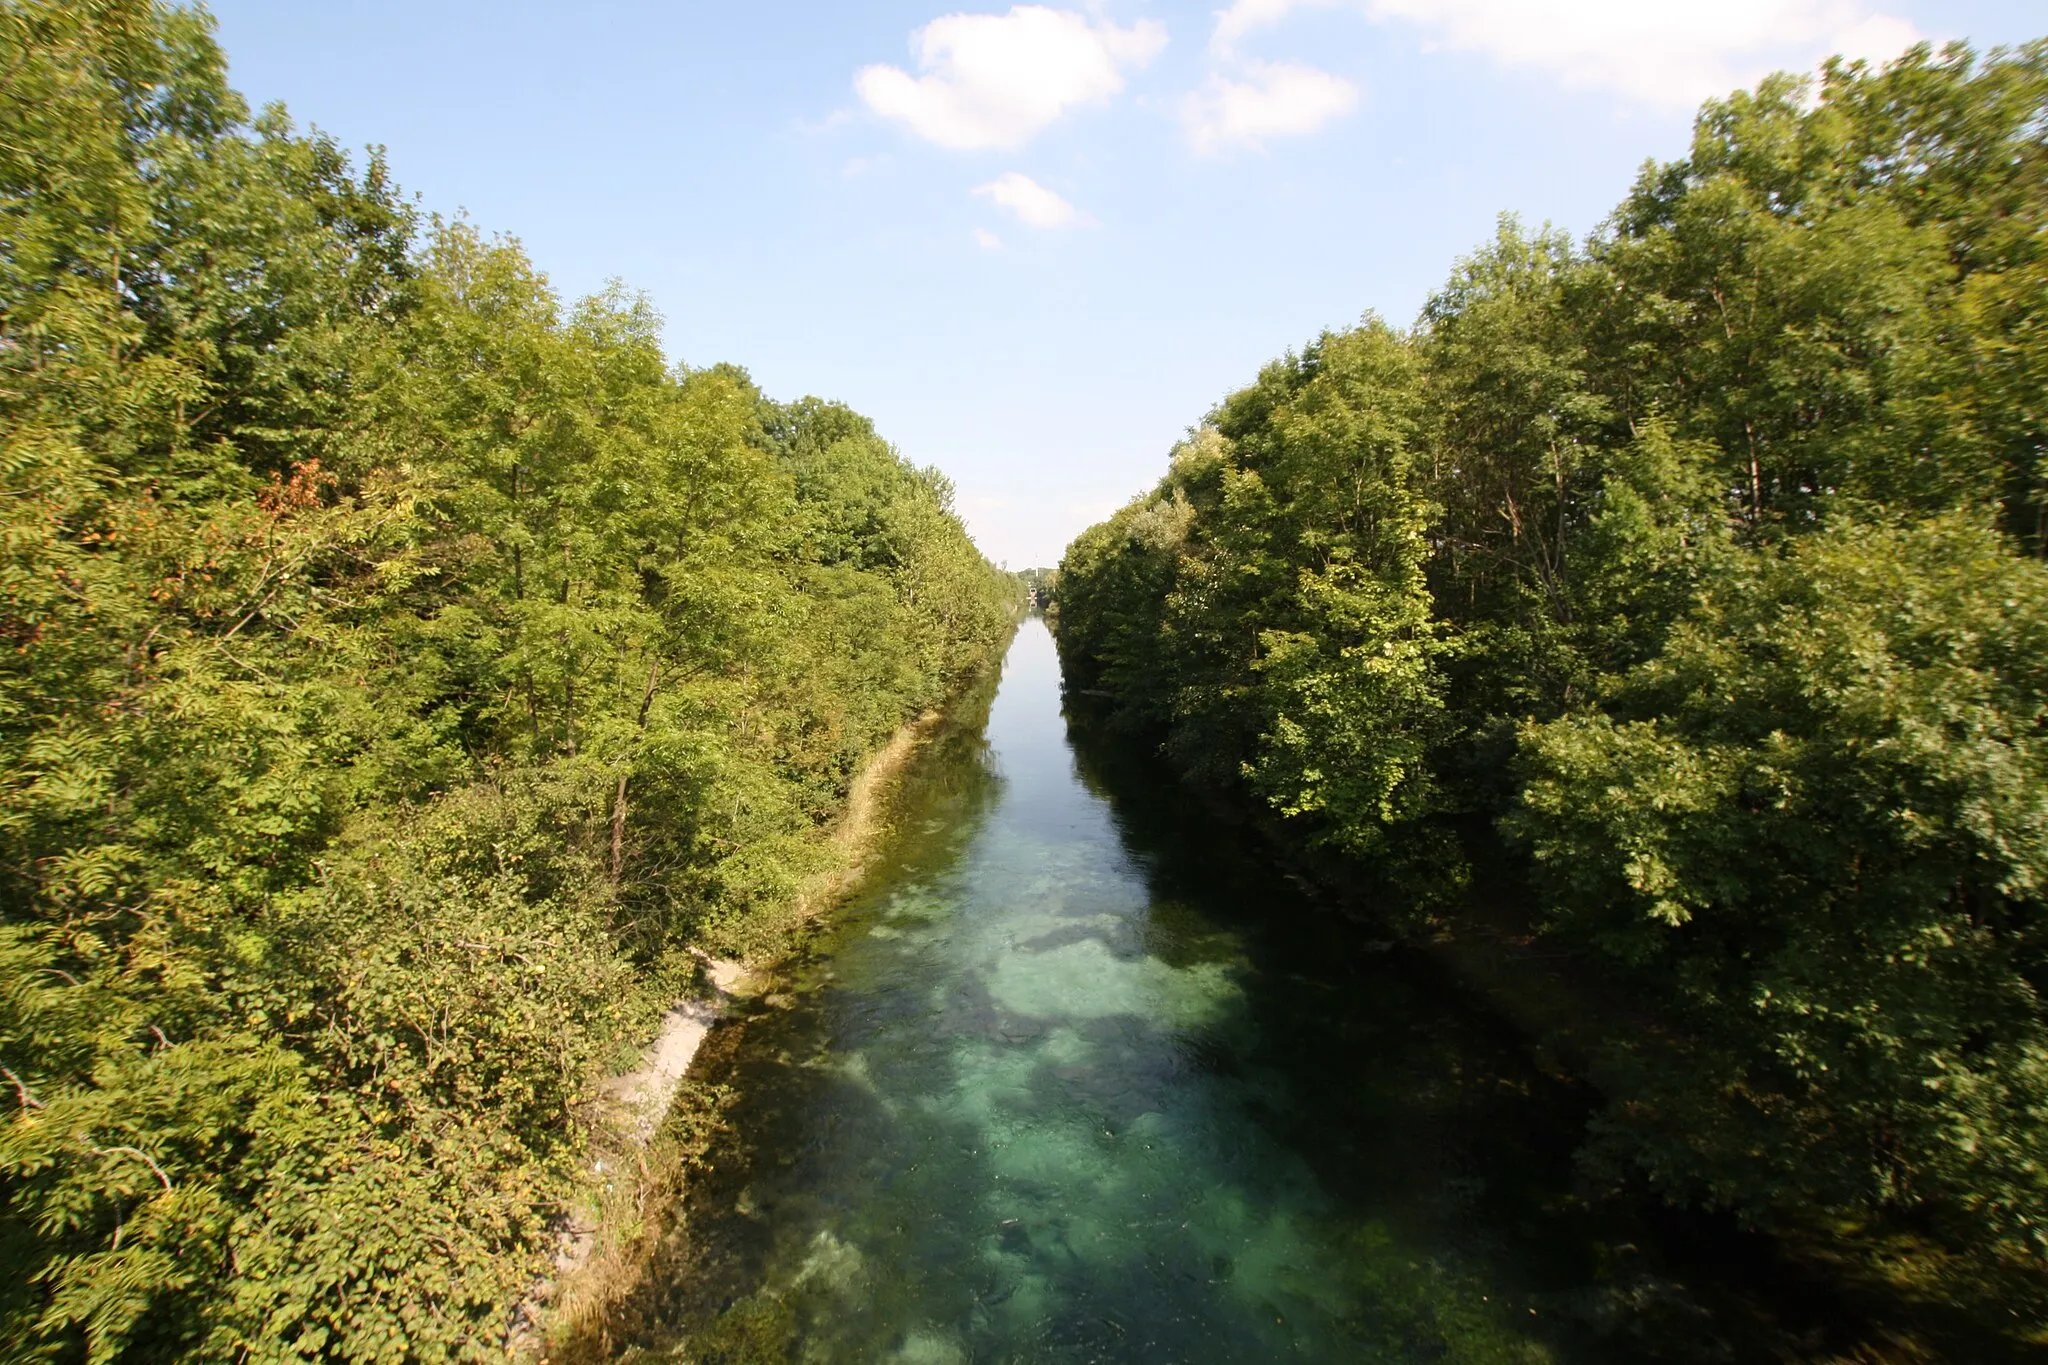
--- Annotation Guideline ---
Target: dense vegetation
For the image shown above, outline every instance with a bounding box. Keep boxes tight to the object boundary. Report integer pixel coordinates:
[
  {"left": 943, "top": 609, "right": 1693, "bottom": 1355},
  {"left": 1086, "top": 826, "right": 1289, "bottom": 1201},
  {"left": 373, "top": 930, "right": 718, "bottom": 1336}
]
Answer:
[
  {"left": 0, "top": 2, "right": 1014, "bottom": 1359},
  {"left": 1056, "top": 40, "right": 2048, "bottom": 1303}
]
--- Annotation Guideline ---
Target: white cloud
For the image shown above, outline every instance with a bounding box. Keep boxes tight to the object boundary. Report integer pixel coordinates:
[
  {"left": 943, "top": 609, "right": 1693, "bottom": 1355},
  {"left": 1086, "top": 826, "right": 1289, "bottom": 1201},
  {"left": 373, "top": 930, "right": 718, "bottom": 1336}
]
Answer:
[
  {"left": 973, "top": 226, "right": 1005, "bottom": 249},
  {"left": 857, "top": 6, "right": 1168, "bottom": 150},
  {"left": 973, "top": 172, "right": 1086, "bottom": 228},
  {"left": 1211, "top": 0, "right": 1339, "bottom": 55},
  {"left": 1828, "top": 12, "right": 1924, "bottom": 67},
  {"left": 1206, "top": 0, "right": 1923, "bottom": 109},
  {"left": 1183, "top": 60, "right": 1359, "bottom": 152}
]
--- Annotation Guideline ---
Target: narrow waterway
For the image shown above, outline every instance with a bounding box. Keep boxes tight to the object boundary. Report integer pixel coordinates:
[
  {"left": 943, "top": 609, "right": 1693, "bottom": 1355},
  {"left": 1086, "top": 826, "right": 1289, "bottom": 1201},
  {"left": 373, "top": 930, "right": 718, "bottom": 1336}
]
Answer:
[{"left": 634, "top": 620, "right": 1803, "bottom": 1362}]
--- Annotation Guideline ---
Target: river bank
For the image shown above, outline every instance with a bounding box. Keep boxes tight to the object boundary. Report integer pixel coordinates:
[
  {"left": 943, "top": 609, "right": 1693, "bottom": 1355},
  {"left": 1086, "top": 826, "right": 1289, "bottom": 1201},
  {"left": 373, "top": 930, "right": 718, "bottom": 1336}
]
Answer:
[{"left": 521, "top": 649, "right": 1010, "bottom": 1361}]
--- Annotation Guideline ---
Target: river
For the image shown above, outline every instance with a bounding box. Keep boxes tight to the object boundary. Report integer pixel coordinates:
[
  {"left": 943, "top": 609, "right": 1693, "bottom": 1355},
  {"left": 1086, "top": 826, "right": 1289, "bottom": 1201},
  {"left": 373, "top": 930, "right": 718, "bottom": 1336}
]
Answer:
[{"left": 625, "top": 619, "right": 1898, "bottom": 1363}]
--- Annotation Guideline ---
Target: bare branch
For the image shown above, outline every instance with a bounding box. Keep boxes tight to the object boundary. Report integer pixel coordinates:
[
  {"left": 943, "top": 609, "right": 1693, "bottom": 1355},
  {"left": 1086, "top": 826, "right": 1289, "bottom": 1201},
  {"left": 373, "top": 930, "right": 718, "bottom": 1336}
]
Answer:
[
  {"left": 219, "top": 580, "right": 284, "bottom": 645},
  {"left": 93, "top": 1144, "right": 174, "bottom": 1191},
  {"left": 1, "top": 1065, "right": 44, "bottom": 1111},
  {"left": 451, "top": 939, "right": 536, "bottom": 967}
]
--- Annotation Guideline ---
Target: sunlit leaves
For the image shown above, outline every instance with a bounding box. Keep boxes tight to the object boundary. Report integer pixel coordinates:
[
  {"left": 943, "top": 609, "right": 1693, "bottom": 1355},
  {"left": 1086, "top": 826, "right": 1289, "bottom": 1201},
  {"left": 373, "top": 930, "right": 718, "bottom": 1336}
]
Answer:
[
  {"left": 0, "top": 1, "right": 1012, "bottom": 1357},
  {"left": 1055, "top": 37, "right": 2048, "bottom": 1291}
]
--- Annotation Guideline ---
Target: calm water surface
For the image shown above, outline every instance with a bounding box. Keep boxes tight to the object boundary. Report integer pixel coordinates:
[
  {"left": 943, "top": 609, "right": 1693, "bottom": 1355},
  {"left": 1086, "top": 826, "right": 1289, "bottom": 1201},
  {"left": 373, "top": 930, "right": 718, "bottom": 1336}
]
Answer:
[{"left": 647, "top": 621, "right": 1705, "bottom": 1362}]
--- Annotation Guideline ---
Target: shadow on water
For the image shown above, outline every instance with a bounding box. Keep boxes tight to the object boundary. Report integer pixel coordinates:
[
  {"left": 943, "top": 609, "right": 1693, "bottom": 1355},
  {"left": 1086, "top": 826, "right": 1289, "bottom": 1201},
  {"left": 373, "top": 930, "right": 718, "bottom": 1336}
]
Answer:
[{"left": 617, "top": 621, "right": 2033, "bottom": 1364}]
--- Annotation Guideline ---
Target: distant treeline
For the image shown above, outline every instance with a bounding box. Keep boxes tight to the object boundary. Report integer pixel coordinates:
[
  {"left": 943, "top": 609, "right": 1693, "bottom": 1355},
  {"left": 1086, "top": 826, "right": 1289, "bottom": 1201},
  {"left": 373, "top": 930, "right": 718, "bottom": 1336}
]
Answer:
[
  {"left": 1055, "top": 41, "right": 2048, "bottom": 1305},
  {"left": 1015, "top": 566, "right": 1057, "bottom": 608},
  {"left": 0, "top": 2, "right": 1014, "bottom": 1359}
]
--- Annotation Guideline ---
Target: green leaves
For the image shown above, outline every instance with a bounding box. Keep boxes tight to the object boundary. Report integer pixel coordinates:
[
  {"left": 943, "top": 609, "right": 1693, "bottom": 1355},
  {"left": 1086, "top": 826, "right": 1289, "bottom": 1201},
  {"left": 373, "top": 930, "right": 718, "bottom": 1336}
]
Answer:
[
  {"left": 0, "top": 1, "right": 1012, "bottom": 1357},
  {"left": 1055, "top": 36, "right": 2048, "bottom": 1303},
  {"left": 1514, "top": 520, "right": 2048, "bottom": 1252},
  {"left": 1058, "top": 322, "right": 1447, "bottom": 860}
]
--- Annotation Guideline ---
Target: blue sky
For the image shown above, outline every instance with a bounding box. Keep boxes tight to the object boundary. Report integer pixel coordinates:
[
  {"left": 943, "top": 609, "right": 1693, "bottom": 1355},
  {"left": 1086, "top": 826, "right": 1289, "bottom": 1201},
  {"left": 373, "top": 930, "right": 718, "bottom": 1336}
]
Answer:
[{"left": 203, "top": 1, "right": 2044, "bottom": 568}]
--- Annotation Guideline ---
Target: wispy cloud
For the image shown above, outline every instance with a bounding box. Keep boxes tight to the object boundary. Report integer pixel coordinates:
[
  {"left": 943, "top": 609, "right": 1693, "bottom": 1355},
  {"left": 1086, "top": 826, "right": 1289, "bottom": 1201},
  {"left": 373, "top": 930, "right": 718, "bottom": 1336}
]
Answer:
[
  {"left": 1183, "top": 60, "right": 1358, "bottom": 153},
  {"left": 794, "top": 108, "right": 856, "bottom": 136},
  {"left": 1205, "top": 0, "right": 1923, "bottom": 110},
  {"left": 1210, "top": 0, "right": 1340, "bottom": 56},
  {"left": 973, "top": 171, "right": 1087, "bottom": 228},
  {"left": 973, "top": 226, "right": 1005, "bottom": 249},
  {"left": 857, "top": 5, "right": 1168, "bottom": 151}
]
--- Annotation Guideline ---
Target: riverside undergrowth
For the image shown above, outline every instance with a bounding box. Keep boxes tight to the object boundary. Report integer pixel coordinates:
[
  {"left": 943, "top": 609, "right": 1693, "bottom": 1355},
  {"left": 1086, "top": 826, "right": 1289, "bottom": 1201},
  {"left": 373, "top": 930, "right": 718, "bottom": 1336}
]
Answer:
[{"left": 0, "top": 3, "right": 1017, "bottom": 1359}]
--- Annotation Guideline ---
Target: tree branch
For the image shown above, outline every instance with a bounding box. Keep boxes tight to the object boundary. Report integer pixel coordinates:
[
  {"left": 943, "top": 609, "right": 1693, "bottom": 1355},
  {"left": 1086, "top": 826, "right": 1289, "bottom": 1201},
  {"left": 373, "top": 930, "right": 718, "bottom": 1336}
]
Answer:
[
  {"left": 1, "top": 1065, "right": 43, "bottom": 1111},
  {"left": 93, "top": 1144, "right": 174, "bottom": 1191}
]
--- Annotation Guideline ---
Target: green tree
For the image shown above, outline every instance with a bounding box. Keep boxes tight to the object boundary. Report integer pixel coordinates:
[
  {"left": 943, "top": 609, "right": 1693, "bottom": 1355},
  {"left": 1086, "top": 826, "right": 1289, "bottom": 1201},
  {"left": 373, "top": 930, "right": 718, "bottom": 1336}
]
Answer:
[
  {"left": 1055, "top": 37, "right": 2048, "bottom": 1313},
  {"left": 0, "top": 2, "right": 1013, "bottom": 1357}
]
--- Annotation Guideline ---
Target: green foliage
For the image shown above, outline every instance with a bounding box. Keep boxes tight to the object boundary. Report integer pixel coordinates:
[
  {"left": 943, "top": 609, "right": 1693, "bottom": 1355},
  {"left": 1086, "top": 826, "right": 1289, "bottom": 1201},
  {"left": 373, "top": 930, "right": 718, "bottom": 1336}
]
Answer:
[
  {"left": 1059, "top": 325, "right": 1445, "bottom": 855},
  {"left": 0, "top": 1, "right": 1013, "bottom": 1358},
  {"left": 1056, "top": 36, "right": 2048, "bottom": 1300},
  {"left": 668, "top": 1292, "right": 798, "bottom": 1365},
  {"left": 1514, "top": 515, "right": 2048, "bottom": 1249}
]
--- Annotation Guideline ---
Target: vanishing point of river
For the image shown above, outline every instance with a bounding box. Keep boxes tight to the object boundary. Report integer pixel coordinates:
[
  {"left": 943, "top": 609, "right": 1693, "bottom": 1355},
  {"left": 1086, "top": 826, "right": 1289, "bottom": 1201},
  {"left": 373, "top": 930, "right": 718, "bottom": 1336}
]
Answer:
[{"left": 626, "top": 619, "right": 1927, "bottom": 1364}]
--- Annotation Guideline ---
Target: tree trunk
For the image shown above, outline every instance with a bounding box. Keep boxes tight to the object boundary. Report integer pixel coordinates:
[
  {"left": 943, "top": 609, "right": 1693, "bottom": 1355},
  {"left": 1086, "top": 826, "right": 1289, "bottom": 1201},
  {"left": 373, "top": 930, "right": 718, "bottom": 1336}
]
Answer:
[{"left": 609, "top": 658, "right": 663, "bottom": 885}]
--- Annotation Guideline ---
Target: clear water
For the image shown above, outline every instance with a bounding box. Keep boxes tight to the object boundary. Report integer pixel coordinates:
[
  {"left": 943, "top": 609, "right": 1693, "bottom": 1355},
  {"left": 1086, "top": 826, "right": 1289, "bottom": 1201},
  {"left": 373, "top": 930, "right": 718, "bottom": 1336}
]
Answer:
[{"left": 651, "top": 619, "right": 1626, "bottom": 1363}]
